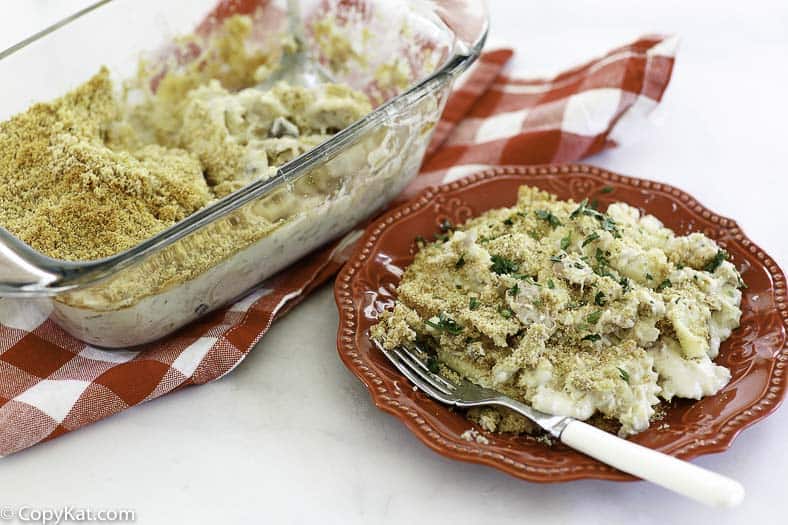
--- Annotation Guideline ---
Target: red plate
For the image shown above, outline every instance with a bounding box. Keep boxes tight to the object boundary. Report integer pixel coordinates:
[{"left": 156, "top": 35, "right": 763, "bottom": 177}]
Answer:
[{"left": 334, "top": 164, "right": 788, "bottom": 482}]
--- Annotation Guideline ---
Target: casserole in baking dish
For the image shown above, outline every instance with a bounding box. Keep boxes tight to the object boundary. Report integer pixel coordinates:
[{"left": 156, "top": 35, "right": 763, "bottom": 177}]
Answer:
[{"left": 0, "top": 0, "right": 488, "bottom": 347}]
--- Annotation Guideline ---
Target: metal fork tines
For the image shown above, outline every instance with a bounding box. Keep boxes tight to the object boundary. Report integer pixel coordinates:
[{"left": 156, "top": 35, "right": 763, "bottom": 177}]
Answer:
[
  {"left": 387, "top": 347, "right": 459, "bottom": 402},
  {"left": 378, "top": 342, "right": 571, "bottom": 437}
]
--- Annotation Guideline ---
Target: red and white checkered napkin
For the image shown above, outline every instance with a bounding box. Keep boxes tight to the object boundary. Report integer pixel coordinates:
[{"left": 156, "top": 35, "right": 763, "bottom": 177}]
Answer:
[{"left": 0, "top": 35, "right": 676, "bottom": 456}]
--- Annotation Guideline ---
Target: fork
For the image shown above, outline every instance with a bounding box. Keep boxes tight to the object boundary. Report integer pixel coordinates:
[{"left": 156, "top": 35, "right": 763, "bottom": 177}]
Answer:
[{"left": 379, "top": 343, "right": 744, "bottom": 507}]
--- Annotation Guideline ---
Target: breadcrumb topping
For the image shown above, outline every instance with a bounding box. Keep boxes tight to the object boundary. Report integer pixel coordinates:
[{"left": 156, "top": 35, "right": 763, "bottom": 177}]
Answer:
[
  {"left": 0, "top": 69, "right": 211, "bottom": 261},
  {"left": 0, "top": 15, "right": 370, "bottom": 262}
]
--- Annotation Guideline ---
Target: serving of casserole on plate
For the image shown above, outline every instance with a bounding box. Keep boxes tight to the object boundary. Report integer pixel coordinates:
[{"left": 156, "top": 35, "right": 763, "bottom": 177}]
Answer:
[{"left": 334, "top": 164, "right": 788, "bottom": 482}]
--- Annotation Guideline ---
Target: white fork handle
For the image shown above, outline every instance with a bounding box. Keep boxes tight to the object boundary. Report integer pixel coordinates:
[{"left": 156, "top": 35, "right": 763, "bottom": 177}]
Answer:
[{"left": 560, "top": 420, "right": 744, "bottom": 507}]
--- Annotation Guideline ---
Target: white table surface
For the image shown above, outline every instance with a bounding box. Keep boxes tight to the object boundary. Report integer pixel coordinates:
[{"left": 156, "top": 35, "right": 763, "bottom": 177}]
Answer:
[{"left": 1, "top": 1, "right": 787, "bottom": 524}]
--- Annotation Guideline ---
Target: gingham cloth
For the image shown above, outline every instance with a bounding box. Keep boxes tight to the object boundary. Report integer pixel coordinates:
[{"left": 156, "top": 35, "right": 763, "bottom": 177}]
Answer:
[{"left": 0, "top": 35, "right": 676, "bottom": 456}]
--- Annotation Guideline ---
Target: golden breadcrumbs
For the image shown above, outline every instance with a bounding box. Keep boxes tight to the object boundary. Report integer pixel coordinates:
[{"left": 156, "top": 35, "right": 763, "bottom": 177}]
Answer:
[
  {"left": 0, "top": 15, "right": 370, "bottom": 263},
  {"left": 0, "top": 68, "right": 211, "bottom": 260}
]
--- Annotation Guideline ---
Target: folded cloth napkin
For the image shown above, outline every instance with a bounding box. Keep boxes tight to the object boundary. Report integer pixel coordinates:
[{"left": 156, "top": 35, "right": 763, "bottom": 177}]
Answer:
[{"left": 0, "top": 35, "right": 676, "bottom": 456}]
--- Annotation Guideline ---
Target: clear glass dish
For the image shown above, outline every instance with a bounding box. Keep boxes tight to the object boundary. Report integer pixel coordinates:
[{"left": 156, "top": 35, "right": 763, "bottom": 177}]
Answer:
[{"left": 0, "top": 0, "right": 488, "bottom": 347}]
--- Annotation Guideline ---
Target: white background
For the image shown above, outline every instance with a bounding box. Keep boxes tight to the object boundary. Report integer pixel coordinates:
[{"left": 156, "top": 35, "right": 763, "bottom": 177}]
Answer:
[{"left": 1, "top": 1, "right": 787, "bottom": 524}]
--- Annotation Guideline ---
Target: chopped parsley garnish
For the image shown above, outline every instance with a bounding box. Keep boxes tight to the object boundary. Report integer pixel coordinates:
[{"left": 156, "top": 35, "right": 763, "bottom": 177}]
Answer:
[
  {"left": 617, "top": 367, "right": 630, "bottom": 382},
  {"left": 593, "top": 248, "right": 614, "bottom": 277},
  {"left": 439, "top": 219, "right": 453, "bottom": 233},
  {"left": 535, "top": 209, "right": 562, "bottom": 228},
  {"left": 594, "top": 291, "right": 607, "bottom": 306},
  {"left": 656, "top": 279, "right": 672, "bottom": 291},
  {"left": 570, "top": 199, "right": 589, "bottom": 219},
  {"left": 589, "top": 198, "right": 600, "bottom": 211},
  {"left": 601, "top": 186, "right": 614, "bottom": 194},
  {"left": 601, "top": 216, "right": 621, "bottom": 238},
  {"left": 581, "top": 333, "right": 601, "bottom": 342},
  {"left": 490, "top": 255, "right": 519, "bottom": 275},
  {"left": 571, "top": 198, "right": 620, "bottom": 237},
  {"left": 425, "top": 312, "right": 463, "bottom": 335},
  {"left": 455, "top": 253, "right": 466, "bottom": 269},
  {"left": 550, "top": 254, "right": 565, "bottom": 263},
  {"left": 619, "top": 276, "right": 631, "bottom": 293},
  {"left": 414, "top": 235, "right": 426, "bottom": 247},
  {"left": 645, "top": 273, "right": 653, "bottom": 281},
  {"left": 704, "top": 250, "right": 728, "bottom": 273},
  {"left": 547, "top": 279, "right": 555, "bottom": 289},
  {"left": 595, "top": 248, "right": 609, "bottom": 266},
  {"left": 586, "top": 209, "right": 605, "bottom": 221},
  {"left": 426, "top": 355, "right": 440, "bottom": 373},
  {"left": 560, "top": 234, "right": 571, "bottom": 250},
  {"left": 503, "top": 217, "right": 514, "bottom": 226},
  {"left": 596, "top": 268, "right": 616, "bottom": 279},
  {"left": 572, "top": 199, "right": 603, "bottom": 221},
  {"left": 586, "top": 310, "right": 602, "bottom": 324},
  {"left": 582, "top": 232, "right": 600, "bottom": 247},
  {"left": 469, "top": 297, "right": 480, "bottom": 310},
  {"left": 508, "top": 283, "right": 520, "bottom": 296},
  {"left": 434, "top": 232, "right": 450, "bottom": 242},
  {"left": 424, "top": 319, "right": 442, "bottom": 330},
  {"left": 499, "top": 307, "right": 514, "bottom": 319},
  {"left": 528, "top": 230, "right": 541, "bottom": 240}
]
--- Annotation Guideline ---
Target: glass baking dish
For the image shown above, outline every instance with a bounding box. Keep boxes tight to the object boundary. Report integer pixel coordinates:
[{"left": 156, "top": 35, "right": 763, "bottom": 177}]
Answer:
[{"left": 0, "top": 0, "right": 487, "bottom": 347}]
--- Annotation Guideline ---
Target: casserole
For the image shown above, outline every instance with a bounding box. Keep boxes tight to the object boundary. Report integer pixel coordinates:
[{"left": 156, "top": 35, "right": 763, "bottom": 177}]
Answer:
[
  {"left": 370, "top": 184, "right": 744, "bottom": 437},
  {"left": 0, "top": 0, "right": 488, "bottom": 347}
]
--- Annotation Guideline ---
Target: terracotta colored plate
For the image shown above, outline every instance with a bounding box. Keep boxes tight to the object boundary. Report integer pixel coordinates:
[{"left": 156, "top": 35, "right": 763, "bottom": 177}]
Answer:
[{"left": 334, "top": 164, "right": 788, "bottom": 482}]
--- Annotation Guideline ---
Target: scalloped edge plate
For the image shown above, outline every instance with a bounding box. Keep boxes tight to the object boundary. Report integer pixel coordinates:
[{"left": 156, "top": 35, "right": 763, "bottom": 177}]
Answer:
[{"left": 334, "top": 164, "right": 788, "bottom": 482}]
